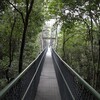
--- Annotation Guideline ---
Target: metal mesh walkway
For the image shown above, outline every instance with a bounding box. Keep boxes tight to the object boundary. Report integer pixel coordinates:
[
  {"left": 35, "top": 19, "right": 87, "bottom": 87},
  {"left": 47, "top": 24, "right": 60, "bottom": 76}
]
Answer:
[
  {"left": 0, "top": 48, "right": 100, "bottom": 100},
  {"left": 35, "top": 48, "right": 61, "bottom": 100}
]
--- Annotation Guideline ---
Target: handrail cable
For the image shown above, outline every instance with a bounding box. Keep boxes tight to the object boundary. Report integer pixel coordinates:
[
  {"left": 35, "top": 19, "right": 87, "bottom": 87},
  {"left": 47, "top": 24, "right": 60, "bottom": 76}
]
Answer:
[
  {"left": 53, "top": 49, "right": 100, "bottom": 100},
  {"left": 0, "top": 48, "right": 46, "bottom": 99}
]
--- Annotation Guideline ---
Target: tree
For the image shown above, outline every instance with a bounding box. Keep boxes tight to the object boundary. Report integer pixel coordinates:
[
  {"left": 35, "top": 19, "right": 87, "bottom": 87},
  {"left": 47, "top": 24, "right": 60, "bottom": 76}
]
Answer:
[
  {"left": 46, "top": 0, "right": 100, "bottom": 92},
  {"left": 0, "top": 0, "right": 44, "bottom": 88},
  {"left": 7, "top": 0, "right": 43, "bottom": 73}
]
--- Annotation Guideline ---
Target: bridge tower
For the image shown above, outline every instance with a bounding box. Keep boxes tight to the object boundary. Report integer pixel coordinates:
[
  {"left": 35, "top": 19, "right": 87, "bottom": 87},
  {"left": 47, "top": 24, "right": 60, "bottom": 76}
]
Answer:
[{"left": 41, "top": 24, "right": 56, "bottom": 50}]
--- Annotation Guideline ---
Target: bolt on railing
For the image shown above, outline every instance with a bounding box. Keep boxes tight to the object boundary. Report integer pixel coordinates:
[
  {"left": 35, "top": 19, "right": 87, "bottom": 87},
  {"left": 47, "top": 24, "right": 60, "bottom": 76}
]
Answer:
[
  {"left": 0, "top": 48, "right": 47, "bottom": 100},
  {"left": 52, "top": 49, "right": 100, "bottom": 100}
]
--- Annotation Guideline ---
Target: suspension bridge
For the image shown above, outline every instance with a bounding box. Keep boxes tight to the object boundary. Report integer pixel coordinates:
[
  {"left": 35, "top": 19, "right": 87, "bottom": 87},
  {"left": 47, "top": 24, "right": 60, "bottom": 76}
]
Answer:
[{"left": 0, "top": 47, "right": 100, "bottom": 100}]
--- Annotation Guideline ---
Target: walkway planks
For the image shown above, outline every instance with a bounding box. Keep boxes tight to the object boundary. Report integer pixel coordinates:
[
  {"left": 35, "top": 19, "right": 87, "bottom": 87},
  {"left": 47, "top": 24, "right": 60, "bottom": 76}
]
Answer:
[{"left": 35, "top": 48, "right": 61, "bottom": 100}]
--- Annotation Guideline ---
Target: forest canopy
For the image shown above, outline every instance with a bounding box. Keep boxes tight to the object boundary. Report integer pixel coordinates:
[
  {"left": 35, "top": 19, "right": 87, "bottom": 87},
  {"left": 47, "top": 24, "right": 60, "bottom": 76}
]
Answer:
[
  {"left": 46, "top": 0, "right": 100, "bottom": 92},
  {"left": 0, "top": 0, "right": 44, "bottom": 89},
  {"left": 0, "top": 0, "right": 100, "bottom": 93}
]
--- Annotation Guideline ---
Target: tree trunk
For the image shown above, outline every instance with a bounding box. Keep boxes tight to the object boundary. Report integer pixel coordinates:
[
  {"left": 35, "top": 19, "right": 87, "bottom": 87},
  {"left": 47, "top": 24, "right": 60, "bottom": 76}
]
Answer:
[
  {"left": 18, "top": 16, "right": 29, "bottom": 73},
  {"left": 5, "top": 16, "right": 16, "bottom": 82},
  {"left": 55, "top": 24, "right": 58, "bottom": 51},
  {"left": 62, "top": 27, "right": 66, "bottom": 60},
  {"left": 96, "top": 39, "right": 100, "bottom": 91},
  {"left": 18, "top": 0, "right": 35, "bottom": 73},
  {"left": 88, "top": 4, "right": 96, "bottom": 87}
]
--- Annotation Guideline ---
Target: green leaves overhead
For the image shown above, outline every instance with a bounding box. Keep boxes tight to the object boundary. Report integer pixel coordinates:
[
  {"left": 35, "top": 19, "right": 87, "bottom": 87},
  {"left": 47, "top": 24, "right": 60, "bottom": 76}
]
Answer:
[
  {"left": 0, "top": 1, "right": 7, "bottom": 12},
  {"left": 46, "top": 0, "right": 100, "bottom": 92}
]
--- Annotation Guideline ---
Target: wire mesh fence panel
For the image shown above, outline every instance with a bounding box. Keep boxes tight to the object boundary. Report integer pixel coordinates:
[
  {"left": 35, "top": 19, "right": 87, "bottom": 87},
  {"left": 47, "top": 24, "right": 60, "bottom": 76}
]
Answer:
[
  {"left": 0, "top": 49, "right": 47, "bottom": 100},
  {"left": 52, "top": 49, "right": 100, "bottom": 100}
]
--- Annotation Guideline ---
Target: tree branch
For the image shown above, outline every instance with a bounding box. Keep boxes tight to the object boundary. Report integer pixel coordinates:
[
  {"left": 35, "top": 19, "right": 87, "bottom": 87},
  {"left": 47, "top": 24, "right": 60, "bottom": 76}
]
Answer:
[
  {"left": 7, "top": 1, "right": 25, "bottom": 24},
  {"left": 28, "top": 0, "right": 35, "bottom": 15},
  {"left": 76, "top": 10, "right": 90, "bottom": 30},
  {"left": 25, "top": 0, "right": 29, "bottom": 13},
  {"left": 64, "top": 34, "right": 76, "bottom": 45}
]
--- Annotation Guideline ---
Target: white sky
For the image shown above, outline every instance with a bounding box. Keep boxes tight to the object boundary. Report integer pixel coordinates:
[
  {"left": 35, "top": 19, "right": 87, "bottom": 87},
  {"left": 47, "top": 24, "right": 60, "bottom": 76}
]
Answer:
[
  {"left": 45, "top": 18, "right": 62, "bottom": 35},
  {"left": 45, "top": 19, "right": 56, "bottom": 27}
]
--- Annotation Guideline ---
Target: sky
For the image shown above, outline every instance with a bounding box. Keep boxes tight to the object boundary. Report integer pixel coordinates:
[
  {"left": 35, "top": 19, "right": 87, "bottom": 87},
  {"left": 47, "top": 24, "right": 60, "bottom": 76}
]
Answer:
[
  {"left": 45, "top": 18, "right": 62, "bottom": 35},
  {"left": 45, "top": 19, "right": 56, "bottom": 27}
]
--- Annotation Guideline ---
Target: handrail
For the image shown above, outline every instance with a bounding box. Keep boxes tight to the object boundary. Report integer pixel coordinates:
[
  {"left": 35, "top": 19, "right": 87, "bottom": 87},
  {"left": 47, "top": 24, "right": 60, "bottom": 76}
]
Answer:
[
  {"left": 0, "top": 48, "right": 46, "bottom": 99},
  {"left": 53, "top": 53, "right": 75, "bottom": 100},
  {"left": 52, "top": 49, "right": 100, "bottom": 100},
  {"left": 21, "top": 49, "right": 46, "bottom": 100}
]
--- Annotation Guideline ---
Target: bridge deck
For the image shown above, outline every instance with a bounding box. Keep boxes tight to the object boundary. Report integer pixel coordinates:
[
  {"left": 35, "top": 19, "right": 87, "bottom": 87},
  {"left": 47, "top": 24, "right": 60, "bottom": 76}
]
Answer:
[{"left": 35, "top": 48, "right": 61, "bottom": 100}]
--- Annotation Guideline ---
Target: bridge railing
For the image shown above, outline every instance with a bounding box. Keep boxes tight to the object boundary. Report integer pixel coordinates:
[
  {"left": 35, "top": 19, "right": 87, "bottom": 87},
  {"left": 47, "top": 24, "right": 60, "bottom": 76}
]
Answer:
[
  {"left": 52, "top": 49, "right": 100, "bottom": 100},
  {"left": 0, "top": 48, "right": 47, "bottom": 100}
]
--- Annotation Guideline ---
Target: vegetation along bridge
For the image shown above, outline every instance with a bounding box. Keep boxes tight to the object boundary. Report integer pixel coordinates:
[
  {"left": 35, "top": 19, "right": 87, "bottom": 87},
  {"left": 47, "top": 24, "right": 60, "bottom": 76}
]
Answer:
[{"left": 0, "top": 47, "right": 100, "bottom": 100}]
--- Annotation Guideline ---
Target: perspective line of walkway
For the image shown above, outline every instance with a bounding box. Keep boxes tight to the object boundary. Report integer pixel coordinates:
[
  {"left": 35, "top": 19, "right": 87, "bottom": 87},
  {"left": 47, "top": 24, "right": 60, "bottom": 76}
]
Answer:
[{"left": 35, "top": 47, "right": 61, "bottom": 100}]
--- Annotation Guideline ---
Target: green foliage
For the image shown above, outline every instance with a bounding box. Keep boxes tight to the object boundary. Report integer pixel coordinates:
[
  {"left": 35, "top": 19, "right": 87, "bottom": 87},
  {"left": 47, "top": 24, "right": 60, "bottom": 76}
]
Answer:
[
  {"left": 0, "top": 0, "right": 45, "bottom": 90},
  {"left": 0, "top": 0, "right": 99, "bottom": 93},
  {"left": 47, "top": 0, "right": 100, "bottom": 91},
  {"left": 0, "top": 79, "right": 7, "bottom": 90},
  {"left": 0, "top": 1, "right": 7, "bottom": 12}
]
